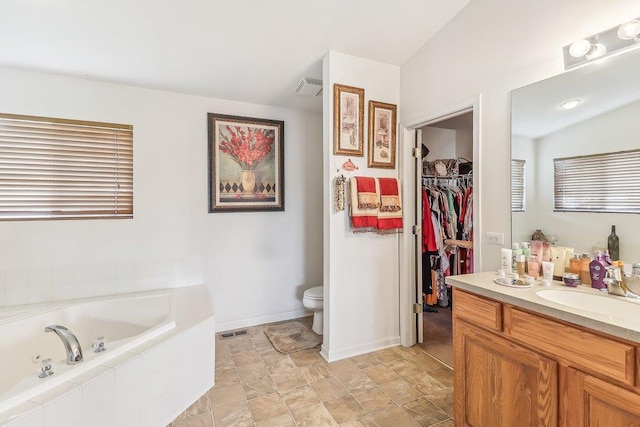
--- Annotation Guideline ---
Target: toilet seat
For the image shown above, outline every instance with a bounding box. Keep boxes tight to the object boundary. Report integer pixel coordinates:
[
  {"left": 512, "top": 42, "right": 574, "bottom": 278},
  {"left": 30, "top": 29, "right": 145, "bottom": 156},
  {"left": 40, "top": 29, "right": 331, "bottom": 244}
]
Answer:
[{"left": 304, "top": 286, "right": 323, "bottom": 300}]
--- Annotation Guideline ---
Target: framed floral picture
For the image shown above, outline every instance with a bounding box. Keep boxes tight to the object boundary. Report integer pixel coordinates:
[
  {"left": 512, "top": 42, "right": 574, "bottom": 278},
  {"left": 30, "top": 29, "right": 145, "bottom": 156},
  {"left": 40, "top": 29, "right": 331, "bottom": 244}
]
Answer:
[
  {"left": 208, "top": 113, "right": 284, "bottom": 212},
  {"left": 367, "top": 101, "right": 397, "bottom": 169},
  {"left": 333, "top": 84, "right": 364, "bottom": 156}
]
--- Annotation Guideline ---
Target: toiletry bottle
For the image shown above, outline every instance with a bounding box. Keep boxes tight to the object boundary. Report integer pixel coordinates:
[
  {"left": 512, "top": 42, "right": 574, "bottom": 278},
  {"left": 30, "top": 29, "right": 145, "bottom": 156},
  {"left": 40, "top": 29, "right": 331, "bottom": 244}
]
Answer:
[
  {"left": 542, "top": 241, "right": 552, "bottom": 262},
  {"left": 521, "top": 242, "right": 531, "bottom": 273},
  {"left": 512, "top": 243, "right": 523, "bottom": 274},
  {"left": 580, "top": 253, "right": 592, "bottom": 286},
  {"left": 589, "top": 257, "right": 606, "bottom": 290},
  {"left": 516, "top": 254, "right": 526, "bottom": 276},
  {"left": 521, "top": 242, "right": 531, "bottom": 259},
  {"left": 569, "top": 254, "right": 581, "bottom": 275},
  {"left": 608, "top": 225, "right": 619, "bottom": 261},
  {"left": 501, "top": 248, "right": 512, "bottom": 274},
  {"left": 528, "top": 254, "right": 540, "bottom": 279},
  {"left": 603, "top": 250, "right": 613, "bottom": 266}
]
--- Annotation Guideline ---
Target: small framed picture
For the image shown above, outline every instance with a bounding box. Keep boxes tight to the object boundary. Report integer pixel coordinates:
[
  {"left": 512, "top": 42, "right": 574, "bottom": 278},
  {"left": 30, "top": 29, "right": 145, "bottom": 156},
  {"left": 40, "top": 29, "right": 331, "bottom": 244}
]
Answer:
[
  {"left": 368, "top": 101, "right": 397, "bottom": 169},
  {"left": 208, "top": 113, "right": 284, "bottom": 212},
  {"left": 333, "top": 84, "right": 364, "bottom": 156}
]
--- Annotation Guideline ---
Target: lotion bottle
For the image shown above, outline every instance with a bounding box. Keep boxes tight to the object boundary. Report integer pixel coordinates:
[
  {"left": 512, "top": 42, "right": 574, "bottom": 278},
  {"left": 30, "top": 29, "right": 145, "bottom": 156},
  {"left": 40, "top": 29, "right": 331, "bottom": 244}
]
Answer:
[{"left": 589, "top": 256, "right": 606, "bottom": 290}]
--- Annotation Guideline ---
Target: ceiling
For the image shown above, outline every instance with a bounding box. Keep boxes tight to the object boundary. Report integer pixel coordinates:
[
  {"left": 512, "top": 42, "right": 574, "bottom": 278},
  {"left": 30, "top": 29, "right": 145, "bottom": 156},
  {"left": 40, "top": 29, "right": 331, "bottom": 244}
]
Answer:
[
  {"left": 0, "top": 0, "right": 470, "bottom": 113},
  {"left": 511, "top": 48, "right": 640, "bottom": 139}
]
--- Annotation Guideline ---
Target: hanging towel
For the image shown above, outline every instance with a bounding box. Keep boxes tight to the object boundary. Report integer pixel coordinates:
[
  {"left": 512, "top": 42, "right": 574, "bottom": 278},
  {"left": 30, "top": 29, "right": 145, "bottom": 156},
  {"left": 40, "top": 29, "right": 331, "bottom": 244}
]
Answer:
[
  {"left": 376, "top": 178, "right": 403, "bottom": 230},
  {"left": 355, "top": 176, "right": 379, "bottom": 209},
  {"left": 349, "top": 176, "right": 378, "bottom": 229}
]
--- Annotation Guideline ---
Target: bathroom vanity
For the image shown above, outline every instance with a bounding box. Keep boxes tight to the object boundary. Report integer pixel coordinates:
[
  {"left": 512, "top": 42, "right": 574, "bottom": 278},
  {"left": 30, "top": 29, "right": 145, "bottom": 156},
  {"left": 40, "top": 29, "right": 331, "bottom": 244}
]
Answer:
[{"left": 447, "top": 272, "right": 640, "bottom": 426}]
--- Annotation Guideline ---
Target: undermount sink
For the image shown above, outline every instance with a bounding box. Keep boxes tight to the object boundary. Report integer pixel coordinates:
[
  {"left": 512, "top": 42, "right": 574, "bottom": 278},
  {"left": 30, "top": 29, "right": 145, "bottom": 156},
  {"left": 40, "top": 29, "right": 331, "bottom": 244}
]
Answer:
[{"left": 536, "top": 289, "right": 640, "bottom": 317}]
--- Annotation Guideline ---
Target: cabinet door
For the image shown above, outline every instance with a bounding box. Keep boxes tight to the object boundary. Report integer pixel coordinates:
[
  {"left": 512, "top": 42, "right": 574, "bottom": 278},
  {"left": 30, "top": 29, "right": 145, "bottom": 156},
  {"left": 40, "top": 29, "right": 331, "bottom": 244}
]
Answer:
[
  {"left": 563, "top": 367, "right": 640, "bottom": 426},
  {"left": 454, "top": 321, "right": 558, "bottom": 426}
]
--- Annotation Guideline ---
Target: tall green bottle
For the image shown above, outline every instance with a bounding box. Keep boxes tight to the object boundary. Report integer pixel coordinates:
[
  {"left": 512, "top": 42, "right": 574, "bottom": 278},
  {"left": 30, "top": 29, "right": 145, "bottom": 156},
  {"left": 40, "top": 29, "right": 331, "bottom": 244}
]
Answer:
[{"left": 607, "top": 225, "right": 620, "bottom": 261}]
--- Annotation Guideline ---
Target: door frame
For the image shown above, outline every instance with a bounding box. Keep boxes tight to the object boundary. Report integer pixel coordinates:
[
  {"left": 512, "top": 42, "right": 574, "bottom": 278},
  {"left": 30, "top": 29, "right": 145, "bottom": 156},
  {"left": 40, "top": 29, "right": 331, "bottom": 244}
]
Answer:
[{"left": 398, "top": 95, "right": 482, "bottom": 347}]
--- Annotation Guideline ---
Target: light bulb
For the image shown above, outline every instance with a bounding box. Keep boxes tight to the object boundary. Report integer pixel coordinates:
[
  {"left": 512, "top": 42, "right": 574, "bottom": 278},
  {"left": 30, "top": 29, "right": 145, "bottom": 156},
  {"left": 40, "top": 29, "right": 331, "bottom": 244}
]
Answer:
[
  {"left": 558, "top": 99, "right": 582, "bottom": 110},
  {"left": 617, "top": 19, "right": 640, "bottom": 40},
  {"left": 585, "top": 43, "right": 607, "bottom": 60},
  {"left": 569, "top": 39, "right": 592, "bottom": 58}
]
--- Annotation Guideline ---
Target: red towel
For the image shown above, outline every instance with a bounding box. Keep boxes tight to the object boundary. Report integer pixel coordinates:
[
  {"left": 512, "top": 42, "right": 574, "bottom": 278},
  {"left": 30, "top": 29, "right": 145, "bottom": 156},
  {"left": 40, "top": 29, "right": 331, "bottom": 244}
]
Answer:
[
  {"left": 350, "top": 177, "right": 378, "bottom": 229},
  {"left": 377, "top": 178, "right": 403, "bottom": 230}
]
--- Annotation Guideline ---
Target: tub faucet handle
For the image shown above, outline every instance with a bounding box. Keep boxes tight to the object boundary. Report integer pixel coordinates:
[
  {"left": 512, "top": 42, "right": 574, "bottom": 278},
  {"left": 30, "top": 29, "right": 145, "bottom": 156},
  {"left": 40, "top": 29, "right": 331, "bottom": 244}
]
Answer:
[
  {"left": 92, "top": 337, "right": 107, "bottom": 353},
  {"left": 38, "top": 358, "right": 53, "bottom": 378}
]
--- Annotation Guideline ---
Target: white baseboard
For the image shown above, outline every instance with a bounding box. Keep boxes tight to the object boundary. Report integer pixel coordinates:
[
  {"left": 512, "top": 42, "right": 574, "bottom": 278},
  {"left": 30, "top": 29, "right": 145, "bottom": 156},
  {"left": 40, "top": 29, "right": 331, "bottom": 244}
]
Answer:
[
  {"left": 320, "top": 335, "right": 401, "bottom": 362},
  {"left": 215, "top": 309, "right": 311, "bottom": 333}
]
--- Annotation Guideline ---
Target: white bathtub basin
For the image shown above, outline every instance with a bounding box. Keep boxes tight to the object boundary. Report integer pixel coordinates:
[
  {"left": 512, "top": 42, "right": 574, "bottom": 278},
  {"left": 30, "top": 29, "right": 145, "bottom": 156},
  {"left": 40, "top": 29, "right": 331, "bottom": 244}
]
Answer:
[
  {"left": 0, "top": 291, "right": 176, "bottom": 414},
  {"left": 536, "top": 289, "right": 640, "bottom": 317}
]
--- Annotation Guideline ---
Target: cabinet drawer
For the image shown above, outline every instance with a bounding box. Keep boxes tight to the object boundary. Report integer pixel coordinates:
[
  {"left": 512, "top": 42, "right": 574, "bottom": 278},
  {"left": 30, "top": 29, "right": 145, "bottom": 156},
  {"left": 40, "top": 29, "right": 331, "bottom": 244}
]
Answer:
[
  {"left": 505, "top": 306, "right": 635, "bottom": 386},
  {"left": 453, "top": 289, "right": 502, "bottom": 332}
]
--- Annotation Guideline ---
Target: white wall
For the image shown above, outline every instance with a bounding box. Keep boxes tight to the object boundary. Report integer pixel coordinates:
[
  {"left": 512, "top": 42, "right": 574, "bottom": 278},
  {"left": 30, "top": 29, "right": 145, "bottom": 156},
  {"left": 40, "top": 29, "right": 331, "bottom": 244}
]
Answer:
[
  {"left": 517, "top": 101, "right": 640, "bottom": 262},
  {"left": 0, "top": 66, "right": 323, "bottom": 330},
  {"left": 422, "top": 127, "right": 456, "bottom": 160},
  {"left": 401, "top": 0, "right": 640, "bottom": 270},
  {"left": 322, "top": 51, "right": 401, "bottom": 361}
]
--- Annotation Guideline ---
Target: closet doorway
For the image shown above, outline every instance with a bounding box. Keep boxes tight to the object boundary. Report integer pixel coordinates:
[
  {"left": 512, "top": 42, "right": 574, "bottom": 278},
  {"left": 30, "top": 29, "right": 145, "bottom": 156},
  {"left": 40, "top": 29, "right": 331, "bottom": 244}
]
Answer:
[{"left": 415, "top": 108, "right": 477, "bottom": 368}]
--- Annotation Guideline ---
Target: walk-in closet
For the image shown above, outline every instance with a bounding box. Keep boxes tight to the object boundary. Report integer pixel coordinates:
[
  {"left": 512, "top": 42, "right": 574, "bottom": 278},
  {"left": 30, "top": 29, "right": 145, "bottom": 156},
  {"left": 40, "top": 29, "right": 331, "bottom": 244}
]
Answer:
[{"left": 417, "top": 111, "right": 474, "bottom": 367}]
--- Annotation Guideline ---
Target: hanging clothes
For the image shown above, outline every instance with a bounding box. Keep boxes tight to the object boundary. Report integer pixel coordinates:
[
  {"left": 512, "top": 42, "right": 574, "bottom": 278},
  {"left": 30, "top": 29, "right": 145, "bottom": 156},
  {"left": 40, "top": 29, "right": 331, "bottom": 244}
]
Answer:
[{"left": 421, "top": 177, "right": 473, "bottom": 306}]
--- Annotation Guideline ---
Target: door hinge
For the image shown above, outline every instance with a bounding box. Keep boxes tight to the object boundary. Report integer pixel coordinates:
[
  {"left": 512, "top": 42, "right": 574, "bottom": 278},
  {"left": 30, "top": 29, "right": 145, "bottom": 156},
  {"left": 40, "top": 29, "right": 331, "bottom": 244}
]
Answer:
[
  {"left": 412, "top": 225, "right": 421, "bottom": 235},
  {"left": 413, "top": 303, "right": 423, "bottom": 314},
  {"left": 412, "top": 147, "right": 421, "bottom": 158}
]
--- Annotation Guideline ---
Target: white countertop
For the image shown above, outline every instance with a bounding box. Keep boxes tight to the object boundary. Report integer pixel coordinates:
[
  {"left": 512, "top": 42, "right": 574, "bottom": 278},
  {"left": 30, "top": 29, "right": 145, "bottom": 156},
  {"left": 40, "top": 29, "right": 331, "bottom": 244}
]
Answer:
[{"left": 446, "top": 272, "right": 640, "bottom": 344}]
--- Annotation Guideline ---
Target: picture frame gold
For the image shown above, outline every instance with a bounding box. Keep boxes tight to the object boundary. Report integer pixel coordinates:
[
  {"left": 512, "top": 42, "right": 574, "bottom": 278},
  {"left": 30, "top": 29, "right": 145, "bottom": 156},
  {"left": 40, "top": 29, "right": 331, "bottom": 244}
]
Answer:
[
  {"left": 367, "top": 101, "right": 397, "bottom": 169},
  {"left": 333, "top": 84, "right": 364, "bottom": 156}
]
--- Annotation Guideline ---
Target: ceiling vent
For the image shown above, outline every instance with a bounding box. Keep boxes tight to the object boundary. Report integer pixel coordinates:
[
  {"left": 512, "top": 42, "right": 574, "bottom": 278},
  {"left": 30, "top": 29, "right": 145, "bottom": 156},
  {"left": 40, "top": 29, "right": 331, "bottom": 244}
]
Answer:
[{"left": 294, "top": 78, "right": 323, "bottom": 96}]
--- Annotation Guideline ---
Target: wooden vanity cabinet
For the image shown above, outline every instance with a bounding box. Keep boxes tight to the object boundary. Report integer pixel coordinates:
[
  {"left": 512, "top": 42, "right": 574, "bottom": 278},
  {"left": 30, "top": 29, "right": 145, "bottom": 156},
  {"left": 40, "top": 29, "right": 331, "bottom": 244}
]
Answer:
[
  {"left": 563, "top": 368, "right": 640, "bottom": 426},
  {"left": 454, "top": 321, "right": 558, "bottom": 426},
  {"left": 453, "top": 288, "right": 640, "bottom": 427}
]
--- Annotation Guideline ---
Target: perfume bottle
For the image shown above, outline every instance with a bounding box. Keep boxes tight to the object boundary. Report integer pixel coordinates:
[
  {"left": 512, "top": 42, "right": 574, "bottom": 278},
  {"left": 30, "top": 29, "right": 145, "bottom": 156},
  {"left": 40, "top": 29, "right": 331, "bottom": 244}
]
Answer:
[{"left": 607, "top": 225, "right": 619, "bottom": 261}]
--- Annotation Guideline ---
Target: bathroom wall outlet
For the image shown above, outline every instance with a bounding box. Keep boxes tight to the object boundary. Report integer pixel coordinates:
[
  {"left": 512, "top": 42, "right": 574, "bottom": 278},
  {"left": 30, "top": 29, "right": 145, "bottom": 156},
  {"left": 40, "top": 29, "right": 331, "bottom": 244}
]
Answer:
[{"left": 487, "top": 232, "right": 504, "bottom": 245}]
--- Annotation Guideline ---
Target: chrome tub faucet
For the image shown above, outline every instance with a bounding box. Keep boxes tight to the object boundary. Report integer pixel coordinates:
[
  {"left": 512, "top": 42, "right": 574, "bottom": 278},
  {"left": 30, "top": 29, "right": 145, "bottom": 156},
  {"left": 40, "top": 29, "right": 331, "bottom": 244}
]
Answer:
[{"left": 44, "top": 324, "right": 84, "bottom": 364}]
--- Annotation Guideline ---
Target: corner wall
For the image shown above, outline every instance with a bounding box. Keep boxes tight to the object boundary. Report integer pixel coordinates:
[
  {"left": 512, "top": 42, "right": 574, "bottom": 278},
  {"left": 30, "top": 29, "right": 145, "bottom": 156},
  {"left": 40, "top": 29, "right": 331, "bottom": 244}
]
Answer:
[
  {"left": 322, "top": 51, "right": 401, "bottom": 361},
  {"left": 0, "top": 66, "right": 323, "bottom": 330},
  {"left": 400, "top": 0, "right": 640, "bottom": 270}
]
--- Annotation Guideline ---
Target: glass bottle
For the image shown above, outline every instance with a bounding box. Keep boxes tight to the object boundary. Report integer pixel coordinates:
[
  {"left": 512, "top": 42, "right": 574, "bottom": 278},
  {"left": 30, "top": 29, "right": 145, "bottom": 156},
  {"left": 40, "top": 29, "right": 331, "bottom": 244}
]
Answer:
[{"left": 608, "top": 225, "right": 619, "bottom": 261}]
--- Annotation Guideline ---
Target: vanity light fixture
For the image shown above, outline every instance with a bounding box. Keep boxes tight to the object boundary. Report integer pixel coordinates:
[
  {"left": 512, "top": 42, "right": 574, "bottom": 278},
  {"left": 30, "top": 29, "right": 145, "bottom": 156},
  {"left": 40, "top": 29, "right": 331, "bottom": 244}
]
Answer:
[
  {"left": 618, "top": 19, "right": 640, "bottom": 40},
  {"left": 563, "top": 16, "right": 640, "bottom": 70},
  {"left": 558, "top": 99, "right": 582, "bottom": 110}
]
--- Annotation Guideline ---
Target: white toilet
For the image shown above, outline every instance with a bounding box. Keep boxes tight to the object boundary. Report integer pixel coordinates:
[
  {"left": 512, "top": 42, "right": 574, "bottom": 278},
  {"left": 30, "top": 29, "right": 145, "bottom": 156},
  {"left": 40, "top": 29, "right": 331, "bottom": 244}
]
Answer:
[{"left": 302, "top": 286, "right": 324, "bottom": 335}]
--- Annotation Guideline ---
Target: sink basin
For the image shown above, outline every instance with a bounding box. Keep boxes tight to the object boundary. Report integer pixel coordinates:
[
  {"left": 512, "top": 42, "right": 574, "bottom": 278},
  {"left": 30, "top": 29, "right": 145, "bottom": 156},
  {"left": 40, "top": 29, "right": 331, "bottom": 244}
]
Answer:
[{"left": 536, "top": 289, "right": 640, "bottom": 317}]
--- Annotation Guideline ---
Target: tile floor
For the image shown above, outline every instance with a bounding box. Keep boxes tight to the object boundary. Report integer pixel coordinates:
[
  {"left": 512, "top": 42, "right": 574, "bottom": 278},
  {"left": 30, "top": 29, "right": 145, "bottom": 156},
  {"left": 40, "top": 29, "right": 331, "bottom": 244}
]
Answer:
[{"left": 170, "top": 317, "right": 454, "bottom": 427}]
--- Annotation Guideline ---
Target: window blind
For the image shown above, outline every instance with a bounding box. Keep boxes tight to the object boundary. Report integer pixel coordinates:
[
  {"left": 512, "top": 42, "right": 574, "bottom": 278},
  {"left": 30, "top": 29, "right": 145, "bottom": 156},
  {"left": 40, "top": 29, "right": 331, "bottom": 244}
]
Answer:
[
  {"left": 554, "top": 149, "right": 640, "bottom": 213},
  {"left": 511, "top": 159, "right": 526, "bottom": 212},
  {"left": 0, "top": 113, "right": 133, "bottom": 220}
]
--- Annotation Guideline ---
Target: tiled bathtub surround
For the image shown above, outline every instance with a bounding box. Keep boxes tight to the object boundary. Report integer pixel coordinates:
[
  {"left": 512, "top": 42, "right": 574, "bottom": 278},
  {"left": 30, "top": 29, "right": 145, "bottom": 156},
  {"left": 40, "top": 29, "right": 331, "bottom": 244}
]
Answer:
[
  {"left": 171, "top": 318, "right": 453, "bottom": 427},
  {"left": 0, "top": 285, "right": 215, "bottom": 427},
  {"left": 0, "top": 257, "right": 204, "bottom": 308}
]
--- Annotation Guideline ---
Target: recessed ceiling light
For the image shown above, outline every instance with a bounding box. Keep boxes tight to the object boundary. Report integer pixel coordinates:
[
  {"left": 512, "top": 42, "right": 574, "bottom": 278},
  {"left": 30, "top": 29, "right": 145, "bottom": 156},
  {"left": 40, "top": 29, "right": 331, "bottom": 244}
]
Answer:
[{"left": 558, "top": 99, "right": 582, "bottom": 110}]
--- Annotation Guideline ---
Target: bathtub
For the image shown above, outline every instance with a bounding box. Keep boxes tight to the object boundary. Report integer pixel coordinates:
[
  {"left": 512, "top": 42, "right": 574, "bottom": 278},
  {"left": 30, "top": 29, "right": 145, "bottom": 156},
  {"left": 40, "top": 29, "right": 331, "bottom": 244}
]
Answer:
[
  {"left": 0, "top": 291, "right": 176, "bottom": 414},
  {"left": 1, "top": 285, "right": 215, "bottom": 426}
]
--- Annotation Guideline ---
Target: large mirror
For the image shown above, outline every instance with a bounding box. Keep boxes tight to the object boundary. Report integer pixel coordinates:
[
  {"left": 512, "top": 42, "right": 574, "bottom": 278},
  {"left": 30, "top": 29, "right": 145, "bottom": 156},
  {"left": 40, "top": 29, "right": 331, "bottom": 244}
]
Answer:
[{"left": 511, "top": 49, "right": 640, "bottom": 264}]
